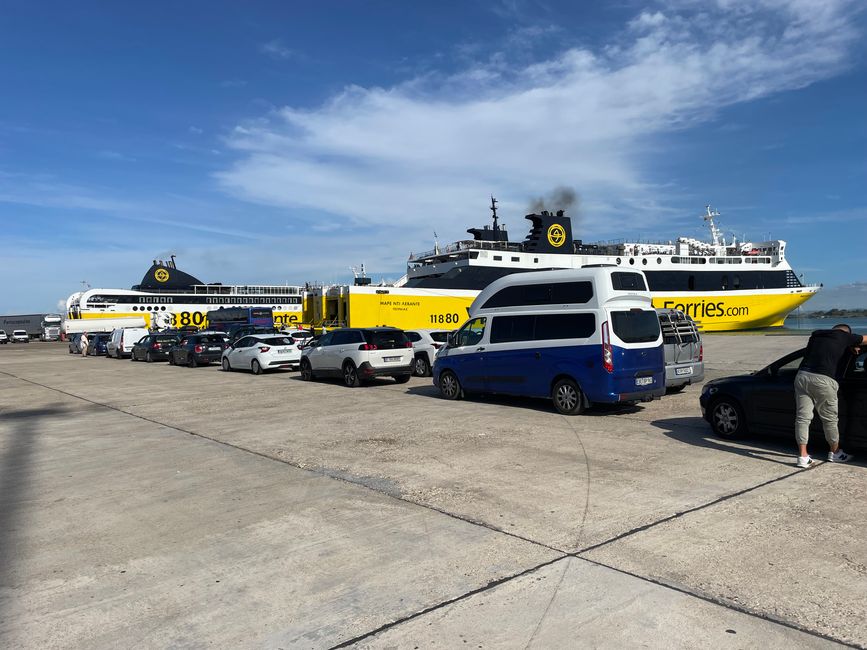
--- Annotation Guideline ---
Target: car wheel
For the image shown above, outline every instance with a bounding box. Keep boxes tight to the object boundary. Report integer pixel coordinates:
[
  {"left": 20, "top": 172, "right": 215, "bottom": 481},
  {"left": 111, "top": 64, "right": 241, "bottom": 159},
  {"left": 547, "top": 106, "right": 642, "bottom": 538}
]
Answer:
[
  {"left": 709, "top": 397, "right": 746, "bottom": 439},
  {"left": 412, "top": 354, "right": 430, "bottom": 377},
  {"left": 300, "top": 359, "right": 314, "bottom": 381},
  {"left": 438, "top": 370, "right": 462, "bottom": 400},
  {"left": 146, "top": 351, "right": 154, "bottom": 363},
  {"left": 188, "top": 355, "right": 197, "bottom": 368},
  {"left": 343, "top": 361, "right": 360, "bottom": 387},
  {"left": 168, "top": 353, "right": 175, "bottom": 365},
  {"left": 552, "top": 378, "right": 584, "bottom": 415},
  {"left": 221, "top": 358, "right": 231, "bottom": 372},
  {"left": 394, "top": 374, "right": 410, "bottom": 384},
  {"left": 252, "top": 359, "right": 263, "bottom": 375}
]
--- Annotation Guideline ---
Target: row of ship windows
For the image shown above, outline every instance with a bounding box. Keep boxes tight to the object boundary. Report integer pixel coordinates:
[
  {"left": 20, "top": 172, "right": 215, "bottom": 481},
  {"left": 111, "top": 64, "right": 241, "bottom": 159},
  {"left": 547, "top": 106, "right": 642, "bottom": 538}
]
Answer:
[
  {"left": 486, "top": 255, "right": 772, "bottom": 265},
  {"left": 117, "top": 305, "right": 291, "bottom": 312}
]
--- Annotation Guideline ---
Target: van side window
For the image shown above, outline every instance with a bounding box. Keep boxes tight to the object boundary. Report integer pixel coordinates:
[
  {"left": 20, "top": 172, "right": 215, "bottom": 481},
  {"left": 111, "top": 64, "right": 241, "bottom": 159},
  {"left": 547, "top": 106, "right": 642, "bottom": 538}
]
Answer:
[
  {"left": 611, "top": 272, "right": 647, "bottom": 291},
  {"left": 482, "top": 281, "right": 592, "bottom": 309},
  {"left": 455, "top": 318, "right": 486, "bottom": 347},
  {"left": 491, "top": 313, "right": 595, "bottom": 343}
]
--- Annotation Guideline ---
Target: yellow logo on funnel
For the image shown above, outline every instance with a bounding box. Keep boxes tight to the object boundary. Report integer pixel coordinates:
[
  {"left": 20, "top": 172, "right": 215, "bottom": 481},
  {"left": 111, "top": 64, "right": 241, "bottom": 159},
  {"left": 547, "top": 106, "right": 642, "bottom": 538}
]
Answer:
[
  {"left": 154, "top": 268, "right": 170, "bottom": 283},
  {"left": 547, "top": 224, "right": 566, "bottom": 247}
]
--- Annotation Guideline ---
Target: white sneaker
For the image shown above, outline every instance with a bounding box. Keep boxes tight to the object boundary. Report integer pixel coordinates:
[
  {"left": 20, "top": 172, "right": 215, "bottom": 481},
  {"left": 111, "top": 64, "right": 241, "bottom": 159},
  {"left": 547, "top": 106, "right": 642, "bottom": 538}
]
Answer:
[
  {"left": 796, "top": 456, "right": 814, "bottom": 468},
  {"left": 828, "top": 449, "right": 853, "bottom": 463}
]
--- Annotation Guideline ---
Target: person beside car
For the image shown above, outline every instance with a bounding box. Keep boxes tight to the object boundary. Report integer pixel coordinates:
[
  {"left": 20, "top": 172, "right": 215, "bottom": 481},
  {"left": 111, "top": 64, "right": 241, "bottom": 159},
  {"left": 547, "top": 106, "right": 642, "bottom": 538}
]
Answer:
[
  {"left": 78, "top": 332, "right": 89, "bottom": 357},
  {"left": 794, "top": 323, "right": 866, "bottom": 468}
]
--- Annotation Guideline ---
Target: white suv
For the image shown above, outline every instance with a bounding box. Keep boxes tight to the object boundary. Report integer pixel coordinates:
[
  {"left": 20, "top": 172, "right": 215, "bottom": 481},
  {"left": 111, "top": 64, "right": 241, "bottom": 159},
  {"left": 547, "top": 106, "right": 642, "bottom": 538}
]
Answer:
[
  {"left": 0, "top": 329, "right": 7, "bottom": 344},
  {"left": 222, "top": 334, "right": 302, "bottom": 374},
  {"left": 11, "top": 330, "right": 29, "bottom": 343},
  {"left": 300, "top": 327, "right": 413, "bottom": 387},
  {"left": 405, "top": 329, "right": 452, "bottom": 376}
]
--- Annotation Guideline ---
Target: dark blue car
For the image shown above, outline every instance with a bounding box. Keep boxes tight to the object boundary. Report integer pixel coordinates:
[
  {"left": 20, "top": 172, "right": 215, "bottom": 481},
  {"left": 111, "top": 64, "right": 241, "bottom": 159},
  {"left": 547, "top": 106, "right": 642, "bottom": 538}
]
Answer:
[{"left": 86, "top": 334, "right": 109, "bottom": 356}]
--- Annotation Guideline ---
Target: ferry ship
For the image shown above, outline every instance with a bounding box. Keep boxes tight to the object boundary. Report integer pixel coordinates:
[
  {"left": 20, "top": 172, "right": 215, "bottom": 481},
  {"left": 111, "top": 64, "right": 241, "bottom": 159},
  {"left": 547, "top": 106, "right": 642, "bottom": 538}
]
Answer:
[
  {"left": 309, "top": 202, "right": 819, "bottom": 332},
  {"left": 65, "top": 257, "right": 303, "bottom": 331}
]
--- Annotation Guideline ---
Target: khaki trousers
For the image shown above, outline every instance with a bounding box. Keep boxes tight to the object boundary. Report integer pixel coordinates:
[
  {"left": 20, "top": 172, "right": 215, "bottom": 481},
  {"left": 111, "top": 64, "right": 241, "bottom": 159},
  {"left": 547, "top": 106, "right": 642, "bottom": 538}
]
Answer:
[{"left": 794, "top": 370, "right": 839, "bottom": 446}]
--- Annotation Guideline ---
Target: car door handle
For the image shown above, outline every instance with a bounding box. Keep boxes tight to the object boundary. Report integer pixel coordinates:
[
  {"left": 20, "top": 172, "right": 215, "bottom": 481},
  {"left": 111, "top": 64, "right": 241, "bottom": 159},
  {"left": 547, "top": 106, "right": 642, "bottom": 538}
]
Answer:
[
  {"left": 535, "top": 352, "right": 541, "bottom": 359},
  {"left": 476, "top": 347, "right": 485, "bottom": 351}
]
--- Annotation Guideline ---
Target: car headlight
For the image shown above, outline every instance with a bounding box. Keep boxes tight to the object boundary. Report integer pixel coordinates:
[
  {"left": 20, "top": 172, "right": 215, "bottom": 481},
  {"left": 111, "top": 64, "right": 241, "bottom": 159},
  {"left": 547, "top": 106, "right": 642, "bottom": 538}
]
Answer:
[{"left": 701, "top": 385, "right": 718, "bottom": 396}]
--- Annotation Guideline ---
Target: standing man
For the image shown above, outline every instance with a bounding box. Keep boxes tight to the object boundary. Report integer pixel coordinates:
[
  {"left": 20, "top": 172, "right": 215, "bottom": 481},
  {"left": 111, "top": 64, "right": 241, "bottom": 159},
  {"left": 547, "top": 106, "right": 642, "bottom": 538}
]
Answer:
[
  {"left": 794, "top": 323, "right": 866, "bottom": 467},
  {"left": 79, "top": 332, "right": 89, "bottom": 357}
]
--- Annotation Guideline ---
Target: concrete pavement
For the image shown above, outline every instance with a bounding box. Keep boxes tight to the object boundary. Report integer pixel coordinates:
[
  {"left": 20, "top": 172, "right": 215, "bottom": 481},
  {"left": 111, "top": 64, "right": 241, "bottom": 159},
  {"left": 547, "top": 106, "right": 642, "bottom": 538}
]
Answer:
[{"left": 0, "top": 334, "right": 863, "bottom": 648}]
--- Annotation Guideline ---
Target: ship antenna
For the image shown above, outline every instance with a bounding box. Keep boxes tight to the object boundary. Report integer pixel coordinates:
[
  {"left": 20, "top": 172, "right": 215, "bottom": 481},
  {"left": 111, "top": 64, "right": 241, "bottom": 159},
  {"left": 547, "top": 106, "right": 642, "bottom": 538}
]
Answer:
[
  {"left": 703, "top": 205, "right": 723, "bottom": 246},
  {"left": 490, "top": 195, "right": 499, "bottom": 232}
]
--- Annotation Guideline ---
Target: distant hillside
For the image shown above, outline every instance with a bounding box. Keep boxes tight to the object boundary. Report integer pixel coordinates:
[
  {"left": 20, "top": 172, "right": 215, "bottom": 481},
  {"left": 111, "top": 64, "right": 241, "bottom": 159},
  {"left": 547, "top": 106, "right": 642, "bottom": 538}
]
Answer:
[{"left": 803, "top": 282, "right": 867, "bottom": 311}]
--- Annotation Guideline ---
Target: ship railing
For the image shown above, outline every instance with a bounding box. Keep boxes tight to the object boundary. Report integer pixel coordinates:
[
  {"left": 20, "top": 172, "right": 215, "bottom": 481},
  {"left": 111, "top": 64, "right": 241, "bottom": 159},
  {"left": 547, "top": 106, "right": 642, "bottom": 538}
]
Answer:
[{"left": 409, "top": 239, "right": 523, "bottom": 261}]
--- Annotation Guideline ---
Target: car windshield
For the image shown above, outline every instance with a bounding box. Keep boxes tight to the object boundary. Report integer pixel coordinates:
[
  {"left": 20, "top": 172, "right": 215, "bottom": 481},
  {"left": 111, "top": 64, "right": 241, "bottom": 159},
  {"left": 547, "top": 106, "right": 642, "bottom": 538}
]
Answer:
[
  {"left": 610, "top": 310, "right": 660, "bottom": 343},
  {"left": 155, "top": 336, "right": 178, "bottom": 344},
  {"left": 429, "top": 331, "right": 450, "bottom": 343},
  {"left": 365, "top": 330, "right": 409, "bottom": 349},
  {"left": 199, "top": 335, "right": 225, "bottom": 345}
]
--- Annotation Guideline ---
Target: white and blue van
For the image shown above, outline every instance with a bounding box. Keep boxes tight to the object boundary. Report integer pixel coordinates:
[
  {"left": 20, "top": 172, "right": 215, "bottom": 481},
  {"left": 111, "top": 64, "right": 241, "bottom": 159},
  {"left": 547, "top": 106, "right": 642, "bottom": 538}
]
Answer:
[{"left": 432, "top": 267, "right": 665, "bottom": 414}]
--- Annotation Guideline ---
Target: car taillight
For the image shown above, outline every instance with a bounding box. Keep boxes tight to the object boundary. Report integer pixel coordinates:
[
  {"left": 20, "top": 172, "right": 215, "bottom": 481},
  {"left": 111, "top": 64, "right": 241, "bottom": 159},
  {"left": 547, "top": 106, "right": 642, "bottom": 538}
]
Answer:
[
  {"left": 151, "top": 343, "right": 161, "bottom": 350},
  {"left": 359, "top": 344, "right": 377, "bottom": 350},
  {"left": 405, "top": 341, "right": 413, "bottom": 348},
  {"left": 258, "top": 346, "right": 270, "bottom": 353},
  {"left": 699, "top": 343, "right": 703, "bottom": 362},
  {"left": 601, "top": 321, "right": 613, "bottom": 373},
  {"left": 194, "top": 344, "right": 204, "bottom": 353}
]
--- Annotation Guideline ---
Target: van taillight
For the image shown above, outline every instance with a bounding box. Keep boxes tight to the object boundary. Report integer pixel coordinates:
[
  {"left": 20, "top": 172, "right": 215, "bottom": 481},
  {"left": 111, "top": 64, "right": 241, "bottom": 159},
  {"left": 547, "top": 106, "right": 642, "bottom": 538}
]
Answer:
[
  {"left": 359, "top": 344, "right": 377, "bottom": 350},
  {"left": 699, "top": 343, "right": 703, "bottom": 362},
  {"left": 601, "top": 321, "right": 613, "bottom": 373}
]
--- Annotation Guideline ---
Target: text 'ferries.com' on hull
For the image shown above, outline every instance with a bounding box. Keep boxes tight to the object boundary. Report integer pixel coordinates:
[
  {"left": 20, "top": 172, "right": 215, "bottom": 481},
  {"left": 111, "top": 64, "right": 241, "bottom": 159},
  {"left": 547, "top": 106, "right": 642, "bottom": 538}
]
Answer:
[{"left": 323, "top": 203, "right": 818, "bottom": 332}]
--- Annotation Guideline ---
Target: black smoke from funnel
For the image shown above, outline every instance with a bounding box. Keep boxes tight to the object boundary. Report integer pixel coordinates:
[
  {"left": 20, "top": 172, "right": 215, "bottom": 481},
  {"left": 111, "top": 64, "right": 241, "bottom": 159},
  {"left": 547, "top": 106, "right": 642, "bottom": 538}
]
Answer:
[{"left": 528, "top": 186, "right": 579, "bottom": 214}]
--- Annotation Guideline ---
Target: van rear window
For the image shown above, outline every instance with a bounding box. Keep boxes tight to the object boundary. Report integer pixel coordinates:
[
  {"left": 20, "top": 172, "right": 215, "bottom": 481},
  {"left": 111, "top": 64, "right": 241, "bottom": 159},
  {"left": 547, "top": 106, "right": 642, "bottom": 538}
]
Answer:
[
  {"left": 611, "top": 272, "right": 647, "bottom": 291},
  {"left": 491, "top": 313, "right": 596, "bottom": 343},
  {"left": 610, "top": 310, "right": 660, "bottom": 343}
]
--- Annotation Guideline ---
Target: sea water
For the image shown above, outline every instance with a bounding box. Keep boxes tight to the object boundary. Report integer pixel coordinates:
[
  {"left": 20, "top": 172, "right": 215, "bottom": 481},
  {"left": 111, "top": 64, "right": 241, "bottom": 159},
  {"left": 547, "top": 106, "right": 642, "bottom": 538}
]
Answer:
[{"left": 783, "top": 315, "right": 867, "bottom": 332}]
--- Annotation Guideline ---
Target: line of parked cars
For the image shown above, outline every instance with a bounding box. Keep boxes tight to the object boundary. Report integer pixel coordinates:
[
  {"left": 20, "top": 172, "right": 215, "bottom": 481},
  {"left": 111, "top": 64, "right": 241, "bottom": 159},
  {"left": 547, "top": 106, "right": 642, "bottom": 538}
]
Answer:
[
  {"left": 66, "top": 268, "right": 707, "bottom": 421},
  {"left": 0, "top": 329, "right": 31, "bottom": 344}
]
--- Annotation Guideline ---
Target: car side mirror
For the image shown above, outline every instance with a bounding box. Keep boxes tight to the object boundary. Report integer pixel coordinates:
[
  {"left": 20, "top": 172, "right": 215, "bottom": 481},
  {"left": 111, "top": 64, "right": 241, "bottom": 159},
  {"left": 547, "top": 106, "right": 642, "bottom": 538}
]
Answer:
[{"left": 447, "top": 332, "right": 456, "bottom": 347}]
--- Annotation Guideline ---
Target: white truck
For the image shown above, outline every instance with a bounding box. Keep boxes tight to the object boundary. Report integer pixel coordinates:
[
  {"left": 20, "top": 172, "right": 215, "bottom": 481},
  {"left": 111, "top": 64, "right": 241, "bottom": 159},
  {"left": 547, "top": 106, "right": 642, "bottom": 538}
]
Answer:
[{"left": 41, "top": 314, "right": 62, "bottom": 341}]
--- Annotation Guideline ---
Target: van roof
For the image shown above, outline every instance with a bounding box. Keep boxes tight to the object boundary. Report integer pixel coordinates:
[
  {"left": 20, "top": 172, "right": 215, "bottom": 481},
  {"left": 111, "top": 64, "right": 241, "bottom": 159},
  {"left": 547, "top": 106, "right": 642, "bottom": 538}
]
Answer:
[{"left": 469, "top": 267, "right": 652, "bottom": 315}]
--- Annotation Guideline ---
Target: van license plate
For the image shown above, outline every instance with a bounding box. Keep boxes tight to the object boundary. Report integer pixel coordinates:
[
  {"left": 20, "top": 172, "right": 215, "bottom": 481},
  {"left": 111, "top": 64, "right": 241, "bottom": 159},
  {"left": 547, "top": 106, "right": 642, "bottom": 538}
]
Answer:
[
  {"left": 675, "top": 367, "right": 693, "bottom": 376},
  {"left": 635, "top": 376, "right": 653, "bottom": 386},
  {"left": 384, "top": 356, "right": 400, "bottom": 362}
]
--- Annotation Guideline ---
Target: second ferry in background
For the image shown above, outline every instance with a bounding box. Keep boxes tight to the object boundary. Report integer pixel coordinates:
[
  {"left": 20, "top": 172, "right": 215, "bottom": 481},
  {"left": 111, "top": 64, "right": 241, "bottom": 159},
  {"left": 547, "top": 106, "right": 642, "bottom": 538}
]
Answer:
[{"left": 308, "top": 201, "right": 819, "bottom": 331}]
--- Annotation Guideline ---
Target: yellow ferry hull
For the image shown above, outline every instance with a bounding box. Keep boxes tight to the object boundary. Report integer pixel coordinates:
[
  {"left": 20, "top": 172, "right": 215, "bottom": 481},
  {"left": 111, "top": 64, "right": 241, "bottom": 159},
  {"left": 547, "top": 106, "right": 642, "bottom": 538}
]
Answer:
[
  {"left": 306, "top": 285, "right": 819, "bottom": 332},
  {"left": 651, "top": 288, "right": 819, "bottom": 331}
]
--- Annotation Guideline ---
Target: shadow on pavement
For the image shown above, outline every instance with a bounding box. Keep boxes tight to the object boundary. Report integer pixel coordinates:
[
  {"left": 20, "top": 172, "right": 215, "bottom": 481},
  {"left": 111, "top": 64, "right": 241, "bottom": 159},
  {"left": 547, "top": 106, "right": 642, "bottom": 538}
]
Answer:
[
  {"left": 0, "top": 404, "right": 68, "bottom": 619},
  {"left": 653, "top": 416, "right": 796, "bottom": 466},
  {"left": 404, "top": 385, "right": 645, "bottom": 416}
]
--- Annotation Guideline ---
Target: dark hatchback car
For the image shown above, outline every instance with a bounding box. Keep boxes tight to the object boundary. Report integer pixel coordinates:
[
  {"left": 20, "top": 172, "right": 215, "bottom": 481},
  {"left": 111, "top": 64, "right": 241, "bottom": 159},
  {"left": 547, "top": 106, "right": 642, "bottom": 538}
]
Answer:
[
  {"left": 700, "top": 347, "right": 867, "bottom": 451},
  {"left": 86, "top": 334, "right": 109, "bottom": 356},
  {"left": 168, "top": 332, "right": 228, "bottom": 367},
  {"left": 68, "top": 333, "right": 85, "bottom": 354},
  {"left": 131, "top": 334, "right": 180, "bottom": 362}
]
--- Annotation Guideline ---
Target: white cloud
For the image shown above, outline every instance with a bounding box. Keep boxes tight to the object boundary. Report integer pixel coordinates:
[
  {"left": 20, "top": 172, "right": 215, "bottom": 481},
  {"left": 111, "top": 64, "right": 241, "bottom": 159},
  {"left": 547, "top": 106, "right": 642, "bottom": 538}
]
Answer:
[
  {"left": 259, "top": 39, "right": 295, "bottom": 60},
  {"left": 218, "top": 0, "right": 860, "bottom": 254}
]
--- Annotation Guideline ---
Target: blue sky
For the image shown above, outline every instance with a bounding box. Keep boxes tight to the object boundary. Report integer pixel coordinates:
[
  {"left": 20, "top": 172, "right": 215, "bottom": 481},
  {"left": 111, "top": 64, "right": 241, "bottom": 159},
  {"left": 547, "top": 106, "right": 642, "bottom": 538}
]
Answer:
[{"left": 1, "top": 0, "right": 866, "bottom": 313}]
